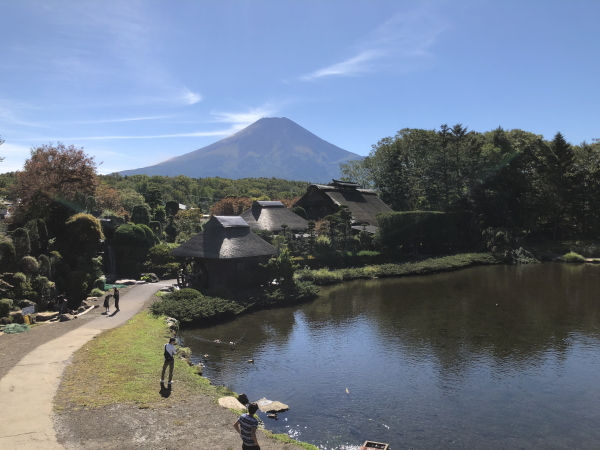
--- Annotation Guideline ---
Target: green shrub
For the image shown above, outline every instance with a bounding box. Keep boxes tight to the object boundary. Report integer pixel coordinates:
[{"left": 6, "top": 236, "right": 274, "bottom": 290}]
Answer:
[
  {"left": 65, "top": 271, "right": 89, "bottom": 304},
  {"left": 38, "top": 254, "right": 52, "bottom": 278},
  {"left": 12, "top": 228, "right": 31, "bottom": 260},
  {"left": 295, "top": 267, "right": 343, "bottom": 285},
  {"left": 19, "top": 256, "right": 39, "bottom": 276},
  {"left": 0, "top": 241, "right": 16, "bottom": 273},
  {"left": 113, "top": 223, "right": 159, "bottom": 277},
  {"left": 142, "top": 243, "right": 180, "bottom": 279},
  {"left": 562, "top": 252, "right": 586, "bottom": 263},
  {"left": 0, "top": 298, "right": 14, "bottom": 317},
  {"left": 89, "top": 288, "right": 105, "bottom": 297},
  {"left": 93, "top": 278, "right": 105, "bottom": 290},
  {"left": 150, "top": 289, "right": 244, "bottom": 322},
  {"left": 131, "top": 204, "right": 151, "bottom": 225},
  {"left": 165, "top": 288, "right": 202, "bottom": 302},
  {"left": 60, "top": 213, "right": 104, "bottom": 260},
  {"left": 263, "top": 281, "right": 320, "bottom": 302}
]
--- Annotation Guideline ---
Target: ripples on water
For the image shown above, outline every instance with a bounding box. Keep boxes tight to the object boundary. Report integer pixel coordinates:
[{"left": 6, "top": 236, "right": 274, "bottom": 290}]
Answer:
[{"left": 180, "top": 264, "right": 600, "bottom": 449}]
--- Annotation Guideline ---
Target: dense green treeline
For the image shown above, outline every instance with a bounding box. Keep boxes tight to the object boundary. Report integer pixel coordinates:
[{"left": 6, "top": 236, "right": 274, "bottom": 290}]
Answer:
[
  {"left": 342, "top": 126, "right": 600, "bottom": 240},
  {"left": 99, "top": 174, "right": 309, "bottom": 210}
]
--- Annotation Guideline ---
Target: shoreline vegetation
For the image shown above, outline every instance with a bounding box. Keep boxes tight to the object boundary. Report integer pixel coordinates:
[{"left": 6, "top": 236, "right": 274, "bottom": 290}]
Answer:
[
  {"left": 54, "top": 310, "right": 319, "bottom": 450},
  {"left": 150, "top": 252, "right": 501, "bottom": 325}
]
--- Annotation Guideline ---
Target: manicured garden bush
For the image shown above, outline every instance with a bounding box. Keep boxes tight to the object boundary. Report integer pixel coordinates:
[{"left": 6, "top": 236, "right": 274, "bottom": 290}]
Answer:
[
  {"left": 142, "top": 243, "right": 180, "bottom": 279},
  {"left": 19, "top": 256, "right": 39, "bottom": 276},
  {"left": 0, "top": 298, "right": 14, "bottom": 317},
  {"left": 93, "top": 278, "right": 105, "bottom": 290},
  {"left": 89, "top": 288, "right": 104, "bottom": 297},
  {"left": 562, "top": 252, "right": 586, "bottom": 263},
  {"left": 0, "top": 241, "right": 16, "bottom": 273},
  {"left": 150, "top": 288, "right": 244, "bottom": 322}
]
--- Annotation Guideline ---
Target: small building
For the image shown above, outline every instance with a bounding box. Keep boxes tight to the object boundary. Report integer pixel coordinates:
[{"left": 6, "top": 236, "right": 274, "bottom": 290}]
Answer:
[
  {"left": 293, "top": 180, "right": 393, "bottom": 228},
  {"left": 170, "top": 216, "right": 277, "bottom": 290},
  {"left": 241, "top": 201, "right": 308, "bottom": 233}
]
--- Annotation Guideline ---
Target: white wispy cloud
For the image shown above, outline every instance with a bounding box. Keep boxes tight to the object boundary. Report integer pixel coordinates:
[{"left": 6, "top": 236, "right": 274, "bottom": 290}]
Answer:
[
  {"left": 15, "top": 104, "right": 277, "bottom": 142},
  {"left": 300, "top": 6, "right": 447, "bottom": 81},
  {"left": 180, "top": 87, "right": 203, "bottom": 105},
  {"left": 0, "top": 106, "right": 48, "bottom": 128}
]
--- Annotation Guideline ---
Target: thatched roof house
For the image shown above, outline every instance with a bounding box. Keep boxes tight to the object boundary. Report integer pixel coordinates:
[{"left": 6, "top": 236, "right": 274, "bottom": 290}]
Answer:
[
  {"left": 293, "top": 180, "right": 393, "bottom": 227},
  {"left": 170, "top": 216, "right": 277, "bottom": 290},
  {"left": 241, "top": 201, "right": 308, "bottom": 232}
]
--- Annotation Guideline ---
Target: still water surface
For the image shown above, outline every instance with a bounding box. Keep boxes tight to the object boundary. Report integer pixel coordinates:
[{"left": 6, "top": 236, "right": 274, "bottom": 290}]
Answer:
[{"left": 180, "top": 264, "right": 600, "bottom": 449}]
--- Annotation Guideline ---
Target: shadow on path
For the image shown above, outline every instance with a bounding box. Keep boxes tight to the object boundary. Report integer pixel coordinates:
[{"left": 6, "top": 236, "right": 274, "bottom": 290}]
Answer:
[{"left": 159, "top": 382, "right": 172, "bottom": 398}]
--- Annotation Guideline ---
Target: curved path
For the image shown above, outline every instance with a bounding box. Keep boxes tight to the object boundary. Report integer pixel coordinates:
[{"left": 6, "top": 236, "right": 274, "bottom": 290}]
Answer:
[{"left": 0, "top": 282, "right": 173, "bottom": 449}]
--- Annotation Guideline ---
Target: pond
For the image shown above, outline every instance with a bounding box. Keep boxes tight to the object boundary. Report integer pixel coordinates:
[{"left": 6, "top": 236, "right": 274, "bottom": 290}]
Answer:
[{"left": 179, "top": 264, "right": 600, "bottom": 449}]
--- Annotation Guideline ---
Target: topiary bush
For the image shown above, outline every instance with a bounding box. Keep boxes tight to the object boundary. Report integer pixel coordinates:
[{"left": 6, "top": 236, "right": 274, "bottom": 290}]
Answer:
[
  {"left": 19, "top": 256, "right": 39, "bottom": 277},
  {"left": 93, "top": 278, "right": 105, "bottom": 290},
  {"left": 89, "top": 288, "right": 104, "bottom": 297},
  {"left": 37, "top": 254, "right": 52, "bottom": 278},
  {"left": 142, "top": 243, "right": 180, "bottom": 279},
  {"left": 0, "top": 241, "right": 16, "bottom": 273},
  {"left": 0, "top": 298, "right": 14, "bottom": 317},
  {"left": 113, "top": 223, "right": 159, "bottom": 277}
]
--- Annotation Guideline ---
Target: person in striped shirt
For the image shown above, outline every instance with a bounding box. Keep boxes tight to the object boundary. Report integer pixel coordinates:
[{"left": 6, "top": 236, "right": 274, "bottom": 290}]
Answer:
[{"left": 233, "top": 402, "right": 260, "bottom": 449}]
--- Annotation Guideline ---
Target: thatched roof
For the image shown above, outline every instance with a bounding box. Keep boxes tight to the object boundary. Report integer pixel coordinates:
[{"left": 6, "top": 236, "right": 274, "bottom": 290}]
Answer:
[
  {"left": 240, "top": 201, "right": 308, "bottom": 232},
  {"left": 171, "top": 216, "right": 277, "bottom": 259},
  {"left": 294, "top": 180, "right": 393, "bottom": 226}
]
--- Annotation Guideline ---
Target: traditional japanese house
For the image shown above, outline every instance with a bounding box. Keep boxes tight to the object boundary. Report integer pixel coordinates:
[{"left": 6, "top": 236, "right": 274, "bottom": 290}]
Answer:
[
  {"left": 240, "top": 200, "right": 309, "bottom": 233},
  {"left": 170, "top": 216, "right": 277, "bottom": 290},
  {"left": 293, "top": 180, "right": 393, "bottom": 229}
]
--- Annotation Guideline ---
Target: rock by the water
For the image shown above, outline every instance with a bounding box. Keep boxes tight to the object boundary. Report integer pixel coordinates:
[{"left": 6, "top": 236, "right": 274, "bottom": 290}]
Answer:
[
  {"left": 255, "top": 398, "right": 289, "bottom": 413},
  {"left": 218, "top": 396, "right": 246, "bottom": 410},
  {"left": 115, "top": 279, "right": 137, "bottom": 285},
  {"left": 36, "top": 312, "right": 59, "bottom": 322},
  {"left": 238, "top": 393, "right": 249, "bottom": 405},
  {"left": 59, "top": 314, "right": 76, "bottom": 322}
]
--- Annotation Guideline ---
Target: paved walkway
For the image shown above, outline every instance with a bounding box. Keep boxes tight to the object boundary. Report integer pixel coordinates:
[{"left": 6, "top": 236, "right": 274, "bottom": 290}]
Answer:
[{"left": 0, "top": 282, "right": 173, "bottom": 449}]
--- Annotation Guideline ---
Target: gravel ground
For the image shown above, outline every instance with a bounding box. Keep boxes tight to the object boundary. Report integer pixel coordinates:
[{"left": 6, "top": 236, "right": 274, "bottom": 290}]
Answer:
[{"left": 54, "top": 395, "right": 295, "bottom": 450}]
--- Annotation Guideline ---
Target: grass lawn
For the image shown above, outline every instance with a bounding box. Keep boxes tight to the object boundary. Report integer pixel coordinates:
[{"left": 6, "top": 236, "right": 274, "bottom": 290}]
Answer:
[{"left": 55, "top": 311, "right": 233, "bottom": 410}]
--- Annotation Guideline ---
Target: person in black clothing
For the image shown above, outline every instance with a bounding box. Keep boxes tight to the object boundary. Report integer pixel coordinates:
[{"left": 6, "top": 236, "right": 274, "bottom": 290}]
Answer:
[
  {"left": 103, "top": 295, "right": 111, "bottom": 314},
  {"left": 113, "top": 287, "right": 120, "bottom": 311},
  {"left": 161, "top": 337, "right": 177, "bottom": 385}
]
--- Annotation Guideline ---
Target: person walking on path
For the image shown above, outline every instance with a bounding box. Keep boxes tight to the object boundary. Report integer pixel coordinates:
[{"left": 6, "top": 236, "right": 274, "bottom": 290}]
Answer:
[
  {"left": 161, "top": 337, "right": 177, "bottom": 385},
  {"left": 113, "top": 287, "right": 120, "bottom": 311},
  {"left": 233, "top": 402, "right": 261, "bottom": 450},
  {"left": 103, "top": 294, "right": 111, "bottom": 314}
]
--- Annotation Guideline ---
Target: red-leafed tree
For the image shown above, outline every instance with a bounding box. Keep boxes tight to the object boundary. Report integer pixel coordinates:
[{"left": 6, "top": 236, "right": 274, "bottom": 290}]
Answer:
[{"left": 13, "top": 143, "right": 100, "bottom": 230}]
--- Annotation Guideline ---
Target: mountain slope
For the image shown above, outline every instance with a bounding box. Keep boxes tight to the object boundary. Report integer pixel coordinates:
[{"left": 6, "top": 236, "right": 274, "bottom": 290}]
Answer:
[{"left": 119, "top": 117, "right": 362, "bottom": 182}]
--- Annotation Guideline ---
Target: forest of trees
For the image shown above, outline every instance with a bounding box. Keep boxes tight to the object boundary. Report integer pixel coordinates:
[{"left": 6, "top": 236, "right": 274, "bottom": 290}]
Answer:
[{"left": 341, "top": 126, "right": 600, "bottom": 241}]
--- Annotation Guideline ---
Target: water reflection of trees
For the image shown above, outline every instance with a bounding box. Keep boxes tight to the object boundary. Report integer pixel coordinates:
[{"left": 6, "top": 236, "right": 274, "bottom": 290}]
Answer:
[
  {"left": 309, "top": 264, "right": 600, "bottom": 376},
  {"left": 182, "top": 264, "right": 600, "bottom": 380}
]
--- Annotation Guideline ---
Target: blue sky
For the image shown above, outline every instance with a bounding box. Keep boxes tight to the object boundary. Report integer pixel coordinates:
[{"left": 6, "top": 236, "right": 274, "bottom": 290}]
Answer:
[{"left": 1, "top": 0, "right": 599, "bottom": 174}]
